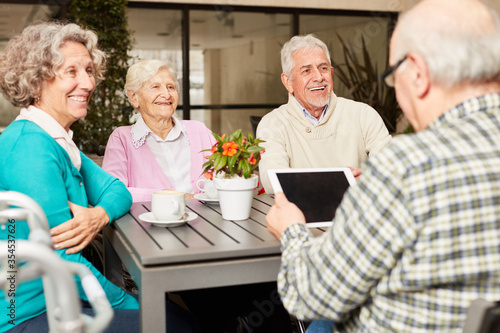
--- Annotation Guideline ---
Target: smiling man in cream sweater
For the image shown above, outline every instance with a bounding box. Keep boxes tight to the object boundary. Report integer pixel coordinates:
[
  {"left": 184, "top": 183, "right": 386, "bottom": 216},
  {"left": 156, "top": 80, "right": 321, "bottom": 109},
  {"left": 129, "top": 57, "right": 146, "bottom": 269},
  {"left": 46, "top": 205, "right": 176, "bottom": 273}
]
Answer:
[{"left": 257, "top": 34, "right": 391, "bottom": 194}]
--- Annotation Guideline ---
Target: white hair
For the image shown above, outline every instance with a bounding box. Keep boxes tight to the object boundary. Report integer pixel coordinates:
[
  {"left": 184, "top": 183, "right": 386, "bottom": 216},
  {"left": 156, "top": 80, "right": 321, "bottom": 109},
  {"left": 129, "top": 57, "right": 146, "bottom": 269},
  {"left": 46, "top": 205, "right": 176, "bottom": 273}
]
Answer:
[
  {"left": 280, "top": 34, "right": 331, "bottom": 79},
  {"left": 124, "top": 59, "right": 178, "bottom": 107},
  {"left": 393, "top": 2, "right": 500, "bottom": 87}
]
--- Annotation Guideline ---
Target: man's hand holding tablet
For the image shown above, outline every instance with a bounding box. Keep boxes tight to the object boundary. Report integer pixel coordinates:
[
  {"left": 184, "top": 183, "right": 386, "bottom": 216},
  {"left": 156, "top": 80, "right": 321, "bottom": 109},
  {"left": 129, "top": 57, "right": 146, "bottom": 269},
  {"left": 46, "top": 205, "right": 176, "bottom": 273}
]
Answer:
[
  {"left": 266, "top": 192, "right": 306, "bottom": 241},
  {"left": 266, "top": 168, "right": 356, "bottom": 228}
]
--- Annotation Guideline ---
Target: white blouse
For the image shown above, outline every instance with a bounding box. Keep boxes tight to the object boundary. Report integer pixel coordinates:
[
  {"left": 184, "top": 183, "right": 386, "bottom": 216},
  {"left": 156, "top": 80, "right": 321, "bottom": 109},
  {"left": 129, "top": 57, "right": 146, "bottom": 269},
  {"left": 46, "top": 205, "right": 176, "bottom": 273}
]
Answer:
[{"left": 131, "top": 115, "right": 193, "bottom": 193}]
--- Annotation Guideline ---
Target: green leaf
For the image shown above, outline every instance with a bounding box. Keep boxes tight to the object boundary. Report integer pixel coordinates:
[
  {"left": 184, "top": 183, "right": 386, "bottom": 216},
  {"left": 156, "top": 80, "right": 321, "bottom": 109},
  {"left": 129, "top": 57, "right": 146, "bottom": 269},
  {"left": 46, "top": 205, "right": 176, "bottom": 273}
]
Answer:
[
  {"left": 202, "top": 165, "right": 212, "bottom": 174},
  {"left": 211, "top": 152, "right": 222, "bottom": 170},
  {"left": 241, "top": 159, "right": 251, "bottom": 178},
  {"left": 229, "top": 129, "right": 242, "bottom": 141},
  {"left": 215, "top": 155, "right": 228, "bottom": 171},
  {"left": 212, "top": 132, "right": 223, "bottom": 142},
  {"left": 247, "top": 145, "right": 264, "bottom": 153},
  {"left": 228, "top": 152, "right": 239, "bottom": 169}
]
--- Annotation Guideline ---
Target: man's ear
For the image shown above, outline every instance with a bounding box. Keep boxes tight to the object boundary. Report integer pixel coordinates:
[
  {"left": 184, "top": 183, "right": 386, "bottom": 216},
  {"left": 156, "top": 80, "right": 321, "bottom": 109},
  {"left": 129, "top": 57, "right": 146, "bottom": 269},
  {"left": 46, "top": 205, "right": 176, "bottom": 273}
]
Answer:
[
  {"left": 281, "top": 73, "right": 294, "bottom": 94},
  {"left": 409, "top": 53, "right": 431, "bottom": 98}
]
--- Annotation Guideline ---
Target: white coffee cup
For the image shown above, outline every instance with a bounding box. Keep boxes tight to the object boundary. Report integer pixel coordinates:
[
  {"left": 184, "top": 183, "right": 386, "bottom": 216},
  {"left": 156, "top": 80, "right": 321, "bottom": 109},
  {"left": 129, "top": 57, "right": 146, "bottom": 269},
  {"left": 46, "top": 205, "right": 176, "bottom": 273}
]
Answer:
[
  {"left": 151, "top": 190, "right": 185, "bottom": 221},
  {"left": 196, "top": 179, "right": 218, "bottom": 199}
]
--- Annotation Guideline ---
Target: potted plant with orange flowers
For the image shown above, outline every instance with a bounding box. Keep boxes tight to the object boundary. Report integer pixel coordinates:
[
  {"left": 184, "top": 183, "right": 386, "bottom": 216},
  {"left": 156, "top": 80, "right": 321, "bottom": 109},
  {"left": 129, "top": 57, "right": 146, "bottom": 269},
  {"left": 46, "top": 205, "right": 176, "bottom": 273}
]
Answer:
[{"left": 202, "top": 129, "right": 265, "bottom": 220}]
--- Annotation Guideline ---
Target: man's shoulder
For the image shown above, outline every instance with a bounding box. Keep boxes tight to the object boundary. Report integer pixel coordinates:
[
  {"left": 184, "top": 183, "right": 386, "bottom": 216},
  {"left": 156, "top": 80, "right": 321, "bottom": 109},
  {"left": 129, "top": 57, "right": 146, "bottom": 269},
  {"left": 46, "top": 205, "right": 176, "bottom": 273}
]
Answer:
[
  {"left": 377, "top": 131, "right": 444, "bottom": 170},
  {"left": 257, "top": 105, "right": 293, "bottom": 137},
  {"left": 260, "top": 103, "right": 293, "bottom": 124},
  {"left": 332, "top": 97, "right": 385, "bottom": 126},
  {"left": 335, "top": 96, "right": 374, "bottom": 113},
  {"left": 265, "top": 103, "right": 289, "bottom": 116}
]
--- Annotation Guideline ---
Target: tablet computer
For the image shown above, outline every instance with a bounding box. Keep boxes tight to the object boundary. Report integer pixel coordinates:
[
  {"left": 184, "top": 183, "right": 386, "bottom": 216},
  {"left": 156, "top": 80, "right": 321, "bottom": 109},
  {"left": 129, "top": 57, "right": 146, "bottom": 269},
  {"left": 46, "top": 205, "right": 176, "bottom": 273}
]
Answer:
[{"left": 267, "top": 168, "right": 356, "bottom": 228}]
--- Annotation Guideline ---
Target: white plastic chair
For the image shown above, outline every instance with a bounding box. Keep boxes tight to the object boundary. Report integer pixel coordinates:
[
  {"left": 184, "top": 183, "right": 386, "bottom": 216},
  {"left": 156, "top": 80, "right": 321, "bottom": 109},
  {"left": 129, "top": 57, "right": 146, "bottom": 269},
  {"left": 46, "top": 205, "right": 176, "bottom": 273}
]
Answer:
[{"left": 0, "top": 191, "right": 114, "bottom": 333}]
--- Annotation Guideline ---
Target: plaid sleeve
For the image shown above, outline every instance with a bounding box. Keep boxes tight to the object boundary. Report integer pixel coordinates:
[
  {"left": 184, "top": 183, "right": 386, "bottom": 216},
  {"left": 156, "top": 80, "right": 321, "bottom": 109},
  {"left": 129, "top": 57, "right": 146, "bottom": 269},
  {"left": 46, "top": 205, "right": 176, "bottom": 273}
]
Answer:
[{"left": 277, "top": 150, "right": 417, "bottom": 322}]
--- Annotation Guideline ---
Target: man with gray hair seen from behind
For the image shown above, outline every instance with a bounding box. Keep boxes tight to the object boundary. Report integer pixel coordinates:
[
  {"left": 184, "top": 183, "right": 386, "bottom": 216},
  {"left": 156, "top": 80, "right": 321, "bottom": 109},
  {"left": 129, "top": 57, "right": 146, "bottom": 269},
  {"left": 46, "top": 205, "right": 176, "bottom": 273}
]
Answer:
[
  {"left": 257, "top": 34, "right": 391, "bottom": 193},
  {"left": 265, "top": 0, "right": 500, "bottom": 332}
]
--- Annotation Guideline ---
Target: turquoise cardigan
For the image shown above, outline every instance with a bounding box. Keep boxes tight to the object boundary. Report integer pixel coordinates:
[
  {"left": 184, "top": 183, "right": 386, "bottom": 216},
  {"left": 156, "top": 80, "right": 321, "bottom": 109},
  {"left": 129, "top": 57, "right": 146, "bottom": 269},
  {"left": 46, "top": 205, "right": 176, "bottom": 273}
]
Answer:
[{"left": 0, "top": 120, "right": 138, "bottom": 332}]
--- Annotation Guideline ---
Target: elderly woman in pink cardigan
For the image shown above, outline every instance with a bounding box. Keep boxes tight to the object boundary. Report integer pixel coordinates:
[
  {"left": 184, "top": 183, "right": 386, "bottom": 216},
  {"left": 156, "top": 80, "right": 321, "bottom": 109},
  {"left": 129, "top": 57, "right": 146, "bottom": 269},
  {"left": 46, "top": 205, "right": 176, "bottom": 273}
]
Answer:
[{"left": 102, "top": 60, "right": 215, "bottom": 202}]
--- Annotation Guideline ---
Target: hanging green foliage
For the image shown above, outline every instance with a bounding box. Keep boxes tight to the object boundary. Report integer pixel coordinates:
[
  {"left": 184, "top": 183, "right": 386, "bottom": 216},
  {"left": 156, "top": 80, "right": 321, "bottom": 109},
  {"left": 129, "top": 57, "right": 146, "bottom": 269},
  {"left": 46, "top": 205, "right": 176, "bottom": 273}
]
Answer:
[{"left": 68, "top": 0, "right": 134, "bottom": 153}]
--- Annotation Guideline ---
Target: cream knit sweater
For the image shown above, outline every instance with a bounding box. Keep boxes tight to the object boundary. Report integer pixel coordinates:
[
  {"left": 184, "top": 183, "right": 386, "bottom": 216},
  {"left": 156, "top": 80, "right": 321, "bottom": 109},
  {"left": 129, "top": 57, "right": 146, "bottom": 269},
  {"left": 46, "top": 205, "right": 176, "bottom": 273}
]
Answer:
[{"left": 257, "top": 93, "right": 391, "bottom": 193}]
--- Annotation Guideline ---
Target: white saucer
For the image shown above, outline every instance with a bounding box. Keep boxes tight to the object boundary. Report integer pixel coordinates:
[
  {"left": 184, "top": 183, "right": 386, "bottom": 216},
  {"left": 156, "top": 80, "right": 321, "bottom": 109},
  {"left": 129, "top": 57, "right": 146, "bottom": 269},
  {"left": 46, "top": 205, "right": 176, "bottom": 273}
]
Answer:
[
  {"left": 139, "top": 211, "right": 198, "bottom": 227},
  {"left": 194, "top": 193, "right": 219, "bottom": 204}
]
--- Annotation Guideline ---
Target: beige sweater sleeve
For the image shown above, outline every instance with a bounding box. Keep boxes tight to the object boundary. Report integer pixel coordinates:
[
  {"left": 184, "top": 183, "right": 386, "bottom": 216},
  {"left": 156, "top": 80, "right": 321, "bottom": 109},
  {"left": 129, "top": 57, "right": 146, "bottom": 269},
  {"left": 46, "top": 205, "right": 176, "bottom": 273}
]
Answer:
[{"left": 257, "top": 111, "right": 291, "bottom": 194}]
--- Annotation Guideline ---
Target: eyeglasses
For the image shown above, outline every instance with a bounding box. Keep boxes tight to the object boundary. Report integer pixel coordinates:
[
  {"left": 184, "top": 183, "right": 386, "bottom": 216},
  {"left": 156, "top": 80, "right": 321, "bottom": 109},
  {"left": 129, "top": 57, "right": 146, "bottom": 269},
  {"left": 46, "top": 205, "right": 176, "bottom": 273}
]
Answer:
[{"left": 381, "top": 54, "right": 407, "bottom": 88}]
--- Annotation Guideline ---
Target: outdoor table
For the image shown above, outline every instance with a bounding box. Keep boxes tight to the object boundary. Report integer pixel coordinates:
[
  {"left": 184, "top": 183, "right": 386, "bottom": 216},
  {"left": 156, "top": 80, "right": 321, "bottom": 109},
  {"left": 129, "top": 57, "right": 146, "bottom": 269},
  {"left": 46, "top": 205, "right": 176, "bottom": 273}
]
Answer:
[{"left": 103, "top": 192, "right": 326, "bottom": 332}]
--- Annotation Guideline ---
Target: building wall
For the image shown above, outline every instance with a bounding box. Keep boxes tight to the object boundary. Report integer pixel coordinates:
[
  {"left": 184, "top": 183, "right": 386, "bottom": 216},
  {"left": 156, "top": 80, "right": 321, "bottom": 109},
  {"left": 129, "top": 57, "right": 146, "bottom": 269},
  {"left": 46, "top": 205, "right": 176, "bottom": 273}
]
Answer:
[
  {"left": 202, "top": 15, "right": 390, "bottom": 135},
  {"left": 130, "top": 0, "right": 500, "bottom": 16},
  {"left": 130, "top": 0, "right": 419, "bottom": 12}
]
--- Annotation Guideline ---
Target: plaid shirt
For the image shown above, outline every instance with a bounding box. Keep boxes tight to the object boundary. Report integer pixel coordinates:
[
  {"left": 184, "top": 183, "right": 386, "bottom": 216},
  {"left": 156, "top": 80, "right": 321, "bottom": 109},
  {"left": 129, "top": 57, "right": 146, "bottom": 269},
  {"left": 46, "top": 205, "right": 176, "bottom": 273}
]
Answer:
[{"left": 278, "top": 93, "right": 500, "bottom": 332}]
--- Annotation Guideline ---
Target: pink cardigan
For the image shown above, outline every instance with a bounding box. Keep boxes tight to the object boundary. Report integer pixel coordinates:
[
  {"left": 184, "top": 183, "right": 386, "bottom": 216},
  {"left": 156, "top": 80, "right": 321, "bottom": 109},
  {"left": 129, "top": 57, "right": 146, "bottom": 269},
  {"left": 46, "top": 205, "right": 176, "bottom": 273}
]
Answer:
[{"left": 102, "top": 120, "right": 215, "bottom": 202}]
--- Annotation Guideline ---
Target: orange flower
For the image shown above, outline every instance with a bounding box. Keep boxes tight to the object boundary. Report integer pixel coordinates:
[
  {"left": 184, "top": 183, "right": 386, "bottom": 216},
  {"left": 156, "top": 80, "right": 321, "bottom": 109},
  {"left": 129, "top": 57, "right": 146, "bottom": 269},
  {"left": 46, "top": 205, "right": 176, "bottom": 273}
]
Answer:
[
  {"left": 204, "top": 171, "right": 213, "bottom": 180},
  {"left": 222, "top": 141, "right": 238, "bottom": 157},
  {"left": 211, "top": 144, "right": 218, "bottom": 154},
  {"left": 221, "top": 133, "right": 226, "bottom": 140},
  {"left": 242, "top": 137, "right": 246, "bottom": 144},
  {"left": 247, "top": 152, "right": 257, "bottom": 165}
]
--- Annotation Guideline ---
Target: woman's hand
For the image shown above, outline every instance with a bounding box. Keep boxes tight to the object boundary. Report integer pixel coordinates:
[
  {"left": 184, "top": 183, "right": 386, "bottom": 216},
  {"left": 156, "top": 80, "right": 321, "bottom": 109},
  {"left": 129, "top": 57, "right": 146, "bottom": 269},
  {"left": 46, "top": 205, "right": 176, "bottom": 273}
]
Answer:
[{"left": 50, "top": 201, "right": 110, "bottom": 254}]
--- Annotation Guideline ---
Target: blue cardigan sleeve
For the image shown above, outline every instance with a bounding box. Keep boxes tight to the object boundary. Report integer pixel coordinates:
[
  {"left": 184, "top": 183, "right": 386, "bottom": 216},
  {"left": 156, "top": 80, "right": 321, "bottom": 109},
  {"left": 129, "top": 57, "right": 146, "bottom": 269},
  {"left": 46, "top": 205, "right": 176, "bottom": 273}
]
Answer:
[
  {"left": 0, "top": 122, "right": 138, "bottom": 313},
  {"left": 79, "top": 152, "right": 132, "bottom": 222},
  {"left": 1, "top": 125, "right": 74, "bottom": 230}
]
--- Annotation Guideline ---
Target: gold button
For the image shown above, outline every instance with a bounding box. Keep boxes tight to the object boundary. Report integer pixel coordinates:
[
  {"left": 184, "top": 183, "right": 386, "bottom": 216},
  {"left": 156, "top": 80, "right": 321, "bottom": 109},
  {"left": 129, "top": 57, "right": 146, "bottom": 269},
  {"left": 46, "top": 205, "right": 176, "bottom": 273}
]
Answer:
[
  {"left": 306, "top": 127, "right": 311, "bottom": 133},
  {"left": 80, "top": 182, "right": 83, "bottom": 186}
]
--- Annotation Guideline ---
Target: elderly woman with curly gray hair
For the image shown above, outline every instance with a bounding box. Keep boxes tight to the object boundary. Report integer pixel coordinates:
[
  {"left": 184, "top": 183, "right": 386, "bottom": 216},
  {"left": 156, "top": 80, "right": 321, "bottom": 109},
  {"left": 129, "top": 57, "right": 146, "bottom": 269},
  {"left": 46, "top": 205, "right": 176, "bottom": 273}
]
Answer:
[{"left": 0, "top": 22, "right": 200, "bottom": 332}]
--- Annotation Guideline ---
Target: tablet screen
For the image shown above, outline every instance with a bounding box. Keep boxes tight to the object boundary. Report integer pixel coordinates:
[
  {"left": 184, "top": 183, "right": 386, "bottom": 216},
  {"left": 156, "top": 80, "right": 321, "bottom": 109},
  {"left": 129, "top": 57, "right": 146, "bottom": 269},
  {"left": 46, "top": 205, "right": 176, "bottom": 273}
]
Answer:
[{"left": 276, "top": 171, "right": 350, "bottom": 223}]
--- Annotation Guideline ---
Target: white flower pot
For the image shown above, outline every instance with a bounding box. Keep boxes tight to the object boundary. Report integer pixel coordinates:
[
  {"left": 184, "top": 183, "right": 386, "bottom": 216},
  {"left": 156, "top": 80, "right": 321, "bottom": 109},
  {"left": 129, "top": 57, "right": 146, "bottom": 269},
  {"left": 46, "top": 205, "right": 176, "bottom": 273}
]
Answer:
[{"left": 213, "top": 174, "right": 258, "bottom": 220}]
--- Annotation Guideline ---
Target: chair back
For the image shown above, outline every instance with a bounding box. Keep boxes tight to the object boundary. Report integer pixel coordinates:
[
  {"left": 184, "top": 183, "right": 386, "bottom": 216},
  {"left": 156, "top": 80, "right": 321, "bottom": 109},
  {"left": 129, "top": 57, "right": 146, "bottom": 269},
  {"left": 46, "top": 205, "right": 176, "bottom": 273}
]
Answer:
[
  {"left": 463, "top": 299, "right": 500, "bottom": 333},
  {"left": 250, "top": 115, "right": 262, "bottom": 136}
]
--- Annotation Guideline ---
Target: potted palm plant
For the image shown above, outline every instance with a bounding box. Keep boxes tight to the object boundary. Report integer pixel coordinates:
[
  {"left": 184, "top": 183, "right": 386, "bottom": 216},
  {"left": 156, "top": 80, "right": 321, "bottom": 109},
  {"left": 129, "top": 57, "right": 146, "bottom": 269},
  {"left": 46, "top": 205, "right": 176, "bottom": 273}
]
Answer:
[
  {"left": 333, "top": 34, "right": 403, "bottom": 133},
  {"left": 203, "top": 129, "right": 265, "bottom": 220}
]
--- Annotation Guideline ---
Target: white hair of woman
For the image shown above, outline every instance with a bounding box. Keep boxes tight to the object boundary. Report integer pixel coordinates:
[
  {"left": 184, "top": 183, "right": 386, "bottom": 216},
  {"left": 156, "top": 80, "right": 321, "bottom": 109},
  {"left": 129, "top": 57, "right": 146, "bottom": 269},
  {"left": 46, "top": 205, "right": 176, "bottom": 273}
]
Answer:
[{"left": 124, "top": 59, "right": 179, "bottom": 111}]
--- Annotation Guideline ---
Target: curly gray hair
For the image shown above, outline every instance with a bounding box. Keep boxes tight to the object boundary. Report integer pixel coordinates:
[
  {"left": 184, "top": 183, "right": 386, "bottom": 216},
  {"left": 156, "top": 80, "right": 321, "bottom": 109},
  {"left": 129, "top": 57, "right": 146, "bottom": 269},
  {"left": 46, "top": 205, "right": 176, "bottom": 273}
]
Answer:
[{"left": 0, "top": 21, "right": 106, "bottom": 107}]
